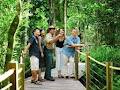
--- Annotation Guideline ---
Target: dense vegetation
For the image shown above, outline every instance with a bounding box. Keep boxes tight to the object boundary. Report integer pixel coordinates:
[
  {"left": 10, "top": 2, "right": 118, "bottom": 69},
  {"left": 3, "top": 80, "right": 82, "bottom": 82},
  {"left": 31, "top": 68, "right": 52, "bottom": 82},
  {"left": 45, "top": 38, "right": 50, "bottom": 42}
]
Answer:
[{"left": 0, "top": 0, "right": 120, "bottom": 89}]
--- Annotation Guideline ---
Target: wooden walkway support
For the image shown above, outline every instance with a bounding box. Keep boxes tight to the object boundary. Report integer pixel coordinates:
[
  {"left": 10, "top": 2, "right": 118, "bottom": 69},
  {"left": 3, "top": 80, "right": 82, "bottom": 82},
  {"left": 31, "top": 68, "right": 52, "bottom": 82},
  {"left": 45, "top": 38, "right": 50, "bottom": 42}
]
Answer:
[
  {"left": 77, "top": 51, "right": 120, "bottom": 90},
  {"left": 106, "top": 62, "right": 113, "bottom": 90},
  {"left": 0, "top": 62, "right": 25, "bottom": 90},
  {"left": 86, "top": 53, "right": 90, "bottom": 90},
  {"left": 75, "top": 51, "right": 79, "bottom": 80}
]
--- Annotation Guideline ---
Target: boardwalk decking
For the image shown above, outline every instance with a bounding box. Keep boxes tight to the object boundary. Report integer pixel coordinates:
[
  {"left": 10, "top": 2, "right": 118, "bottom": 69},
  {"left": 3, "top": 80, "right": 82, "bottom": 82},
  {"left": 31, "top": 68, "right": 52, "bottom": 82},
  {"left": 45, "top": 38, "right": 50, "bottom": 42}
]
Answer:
[
  {"left": 25, "top": 77, "right": 85, "bottom": 90},
  {"left": 25, "top": 66, "right": 86, "bottom": 90}
]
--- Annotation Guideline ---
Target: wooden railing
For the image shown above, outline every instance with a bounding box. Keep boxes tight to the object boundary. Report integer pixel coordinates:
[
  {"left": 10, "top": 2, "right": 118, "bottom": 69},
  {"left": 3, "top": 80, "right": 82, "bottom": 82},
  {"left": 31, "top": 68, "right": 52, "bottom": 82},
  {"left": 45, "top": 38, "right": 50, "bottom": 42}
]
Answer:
[
  {"left": 0, "top": 61, "right": 24, "bottom": 90},
  {"left": 75, "top": 50, "right": 120, "bottom": 90}
]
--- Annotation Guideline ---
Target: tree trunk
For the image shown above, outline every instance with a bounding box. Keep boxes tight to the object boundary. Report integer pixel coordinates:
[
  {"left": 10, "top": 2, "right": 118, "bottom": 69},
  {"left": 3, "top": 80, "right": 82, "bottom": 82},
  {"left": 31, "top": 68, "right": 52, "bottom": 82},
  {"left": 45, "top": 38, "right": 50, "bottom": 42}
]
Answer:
[
  {"left": 48, "top": 0, "right": 55, "bottom": 26},
  {"left": 4, "top": 0, "right": 21, "bottom": 68},
  {"left": 52, "top": 0, "right": 55, "bottom": 26},
  {"left": 59, "top": 2, "right": 64, "bottom": 27},
  {"left": 64, "top": 0, "right": 67, "bottom": 35}
]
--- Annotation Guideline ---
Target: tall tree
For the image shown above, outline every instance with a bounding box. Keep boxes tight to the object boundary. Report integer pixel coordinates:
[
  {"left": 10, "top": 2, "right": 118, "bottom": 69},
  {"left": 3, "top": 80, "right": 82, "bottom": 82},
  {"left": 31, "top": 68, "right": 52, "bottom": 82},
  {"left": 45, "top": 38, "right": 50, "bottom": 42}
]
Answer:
[
  {"left": 64, "top": 0, "right": 67, "bottom": 35},
  {"left": 96, "top": 0, "right": 120, "bottom": 46},
  {"left": 5, "top": 0, "right": 21, "bottom": 67},
  {"left": 48, "top": 0, "right": 55, "bottom": 26}
]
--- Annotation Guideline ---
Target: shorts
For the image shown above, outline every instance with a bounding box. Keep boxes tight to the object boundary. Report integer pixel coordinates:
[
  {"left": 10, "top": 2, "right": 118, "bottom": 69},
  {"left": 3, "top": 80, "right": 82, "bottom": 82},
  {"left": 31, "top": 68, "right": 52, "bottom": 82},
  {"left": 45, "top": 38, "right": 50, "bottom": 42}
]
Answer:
[{"left": 30, "top": 56, "right": 39, "bottom": 70}]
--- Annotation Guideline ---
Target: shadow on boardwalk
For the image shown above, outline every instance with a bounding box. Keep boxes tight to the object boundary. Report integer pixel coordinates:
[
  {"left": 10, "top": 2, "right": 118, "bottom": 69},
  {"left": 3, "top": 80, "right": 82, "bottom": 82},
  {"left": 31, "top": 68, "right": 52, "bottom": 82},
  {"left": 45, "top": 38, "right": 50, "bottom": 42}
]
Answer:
[{"left": 25, "top": 77, "right": 86, "bottom": 90}]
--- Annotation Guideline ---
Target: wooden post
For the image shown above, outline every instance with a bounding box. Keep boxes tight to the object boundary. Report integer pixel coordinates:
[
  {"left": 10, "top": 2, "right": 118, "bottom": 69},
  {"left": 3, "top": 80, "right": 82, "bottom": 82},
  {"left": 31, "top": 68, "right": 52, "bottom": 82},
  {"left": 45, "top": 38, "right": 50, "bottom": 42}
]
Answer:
[
  {"left": 106, "top": 62, "right": 113, "bottom": 90},
  {"left": 7, "top": 62, "right": 17, "bottom": 90},
  {"left": 86, "top": 52, "right": 90, "bottom": 90},
  {"left": 19, "top": 63, "right": 25, "bottom": 90},
  {"left": 75, "top": 51, "right": 79, "bottom": 80}
]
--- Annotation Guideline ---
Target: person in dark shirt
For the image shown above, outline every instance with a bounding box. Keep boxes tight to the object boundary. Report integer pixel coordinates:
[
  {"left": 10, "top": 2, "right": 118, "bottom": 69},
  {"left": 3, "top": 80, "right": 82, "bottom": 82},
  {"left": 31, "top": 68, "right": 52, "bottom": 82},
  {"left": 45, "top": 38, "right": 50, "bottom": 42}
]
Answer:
[
  {"left": 24, "top": 28, "right": 42, "bottom": 85},
  {"left": 55, "top": 29, "right": 65, "bottom": 78},
  {"left": 37, "top": 29, "right": 46, "bottom": 82}
]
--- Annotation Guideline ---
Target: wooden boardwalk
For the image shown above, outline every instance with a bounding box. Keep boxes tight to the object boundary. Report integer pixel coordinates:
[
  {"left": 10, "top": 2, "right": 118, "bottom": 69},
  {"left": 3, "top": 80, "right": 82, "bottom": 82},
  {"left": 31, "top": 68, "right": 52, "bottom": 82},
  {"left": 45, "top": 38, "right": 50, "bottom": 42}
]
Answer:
[
  {"left": 25, "top": 65, "right": 86, "bottom": 90},
  {"left": 25, "top": 77, "right": 85, "bottom": 90}
]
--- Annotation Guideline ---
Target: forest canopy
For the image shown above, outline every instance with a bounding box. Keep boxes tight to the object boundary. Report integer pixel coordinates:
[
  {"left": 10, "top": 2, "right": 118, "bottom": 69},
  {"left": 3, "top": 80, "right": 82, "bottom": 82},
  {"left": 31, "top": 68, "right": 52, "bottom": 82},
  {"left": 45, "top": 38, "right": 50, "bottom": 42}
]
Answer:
[
  {"left": 0, "top": 0, "right": 120, "bottom": 75},
  {"left": 0, "top": 0, "right": 120, "bottom": 89}
]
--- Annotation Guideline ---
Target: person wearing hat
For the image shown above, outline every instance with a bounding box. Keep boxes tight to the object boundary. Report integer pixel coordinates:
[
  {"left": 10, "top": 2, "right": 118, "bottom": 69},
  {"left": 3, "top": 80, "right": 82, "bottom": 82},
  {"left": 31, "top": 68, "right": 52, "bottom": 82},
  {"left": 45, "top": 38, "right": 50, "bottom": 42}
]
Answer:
[{"left": 44, "top": 26, "right": 63, "bottom": 81}]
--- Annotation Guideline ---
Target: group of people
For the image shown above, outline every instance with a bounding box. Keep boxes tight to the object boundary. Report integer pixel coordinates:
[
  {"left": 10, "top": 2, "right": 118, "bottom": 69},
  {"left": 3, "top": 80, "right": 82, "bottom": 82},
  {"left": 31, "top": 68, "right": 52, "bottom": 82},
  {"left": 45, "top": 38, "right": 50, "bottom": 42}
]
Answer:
[{"left": 24, "top": 26, "right": 81, "bottom": 85}]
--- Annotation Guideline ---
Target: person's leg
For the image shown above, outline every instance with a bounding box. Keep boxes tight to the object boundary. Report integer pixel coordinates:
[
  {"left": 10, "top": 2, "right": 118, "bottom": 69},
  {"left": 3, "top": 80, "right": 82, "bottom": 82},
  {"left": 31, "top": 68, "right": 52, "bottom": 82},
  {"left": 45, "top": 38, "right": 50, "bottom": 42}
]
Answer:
[
  {"left": 30, "top": 56, "right": 42, "bottom": 84},
  {"left": 31, "top": 70, "right": 42, "bottom": 85},
  {"left": 56, "top": 47, "right": 61, "bottom": 77},
  {"left": 44, "top": 54, "right": 48, "bottom": 78},
  {"left": 61, "top": 54, "right": 69, "bottom": 77},
  {"left": 38, "top": 69, "right": 42, "bottom": 80},
  {"left": 31, "top": 70, "right": 37, "bottom": 81},
  {"left": 38, "top": 69, "right": 45, "bottom": 82},
  {"left": 45, "top": 51, "right": 51, "bottom": 78},
  {"left": 30, "top": 56, "right": 37, "bottom": 81},
  {"left": 38, "top": 55, "right": 42, "bottom": 80},
  {"left": 44, "top": 50, "right": 54, "bottom": 81},
  {"left": 59, "top": 48, "right": 64, "bottom": 77},
  {"left": 69, "top": 57, "right": 75, "bottom": 77}
]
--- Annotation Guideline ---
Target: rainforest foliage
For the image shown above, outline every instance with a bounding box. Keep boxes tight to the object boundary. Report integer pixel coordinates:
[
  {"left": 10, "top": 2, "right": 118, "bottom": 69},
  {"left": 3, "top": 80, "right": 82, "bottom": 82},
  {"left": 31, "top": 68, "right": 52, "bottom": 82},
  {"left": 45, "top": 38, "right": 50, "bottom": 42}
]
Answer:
[{"left": 0, "top": 0, "right": 120, "bottom": 89}]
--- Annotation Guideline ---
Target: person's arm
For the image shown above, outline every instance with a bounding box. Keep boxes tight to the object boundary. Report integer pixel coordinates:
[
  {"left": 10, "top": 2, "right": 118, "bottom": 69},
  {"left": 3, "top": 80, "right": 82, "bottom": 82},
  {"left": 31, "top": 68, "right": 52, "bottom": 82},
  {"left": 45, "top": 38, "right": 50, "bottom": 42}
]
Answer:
[
  {"left": 46, "top": 34, "right": 62, "bottom": 44},
  {"left": 23, "top": 43, "right": 31, "bottom": 54},
  {"left": 67, "top": 37, "right": 84, "bottom": 48},
  {"left": 38, "top": 36, "right": 44, "bottom": 57},
  {"left": 65, "top": 37, "right": 77, "bottom": 48},
  {"left": 23, "top": 37, "right": 34, "bottom": 54},
  {"left": 50, "top": 34, "right": 63, "bottom": 43},
  {"left": 68, "top": 44, "right": 84, "bottom": 47}
]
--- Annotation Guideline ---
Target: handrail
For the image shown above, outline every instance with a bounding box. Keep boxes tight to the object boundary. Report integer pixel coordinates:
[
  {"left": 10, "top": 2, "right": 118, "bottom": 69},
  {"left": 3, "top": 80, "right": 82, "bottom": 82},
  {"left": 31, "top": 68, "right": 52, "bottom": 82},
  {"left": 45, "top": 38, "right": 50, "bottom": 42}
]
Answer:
[
  {"left": 0, "top": 62, "right": 25, "bottom": 90},
  {"left": 77, "top": 50, "right": 106, "bottom": 67},
  {"left": 1, "top": 83, "right": 12, "bottom": 90},
  {"left": 76, "top": 50, "right": 86, "bottom": 56},
  {"left": 77, "top": 51, "right": 120, "bottom": 70},
  {"left": 109, "top": 66, "right": 120, "bottom": 71},
  {"left": 76, "top": 50, "right": 120, "bottom": 90},
  {"left": 88, "top": 56, "right": 106, "bottom": 67},
  {"left": 0, "top": 69, "right": 15, "bottom": 82}
]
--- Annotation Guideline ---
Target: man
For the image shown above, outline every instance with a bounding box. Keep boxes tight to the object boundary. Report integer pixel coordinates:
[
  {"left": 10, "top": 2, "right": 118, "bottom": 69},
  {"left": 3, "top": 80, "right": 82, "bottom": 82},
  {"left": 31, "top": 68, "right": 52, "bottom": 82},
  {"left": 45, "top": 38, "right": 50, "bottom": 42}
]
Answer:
[
  {"left": 24, "top": 28, "right": 42, "bottom": 85},
  {"left": 62, "top": 29, "right": 81, "bottom": 78},
  {"left": 37, "top": 29, "right": 46, "bottom": 82},
  {"left": 44, "top": 26, "right": 62, "bottom": 81}
]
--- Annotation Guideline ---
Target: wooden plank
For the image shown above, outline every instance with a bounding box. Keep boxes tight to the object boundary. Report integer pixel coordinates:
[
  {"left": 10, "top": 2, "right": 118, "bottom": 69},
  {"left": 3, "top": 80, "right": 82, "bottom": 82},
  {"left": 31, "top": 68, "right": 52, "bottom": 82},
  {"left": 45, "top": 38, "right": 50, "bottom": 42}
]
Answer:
[
  {"left": 0, "top": 69, "right": 14, "bottom": 82},
  {"left": 1, "top": 83, "right": 12, "bottom": 90},
  {"left": 25, "top": 77, "right": 85, "bottom": 90},
  {"left": 7, "top": 63, "right": 17, "bottom": 90}
]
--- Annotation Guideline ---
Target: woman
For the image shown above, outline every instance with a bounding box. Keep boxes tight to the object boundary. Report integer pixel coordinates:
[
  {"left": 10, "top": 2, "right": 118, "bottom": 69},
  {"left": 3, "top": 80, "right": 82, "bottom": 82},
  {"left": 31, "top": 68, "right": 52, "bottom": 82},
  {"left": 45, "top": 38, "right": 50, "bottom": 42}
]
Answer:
[{"left": 55, "top": 29, "right": 65, "bottom": 78}]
